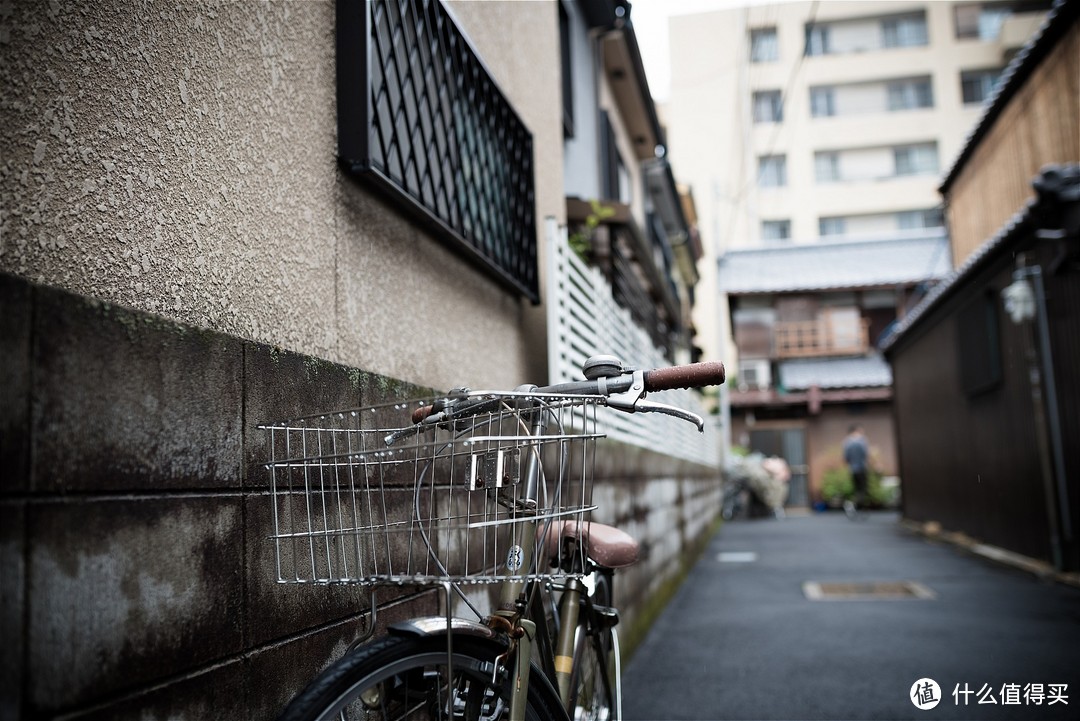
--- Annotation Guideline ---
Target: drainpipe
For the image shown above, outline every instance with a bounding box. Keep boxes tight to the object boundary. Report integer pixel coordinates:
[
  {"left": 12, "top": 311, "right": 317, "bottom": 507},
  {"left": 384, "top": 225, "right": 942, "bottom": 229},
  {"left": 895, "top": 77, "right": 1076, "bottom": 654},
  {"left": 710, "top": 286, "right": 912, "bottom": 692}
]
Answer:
[{"left": 1004, "top": 258, "right": 1072, "bottom": 571}]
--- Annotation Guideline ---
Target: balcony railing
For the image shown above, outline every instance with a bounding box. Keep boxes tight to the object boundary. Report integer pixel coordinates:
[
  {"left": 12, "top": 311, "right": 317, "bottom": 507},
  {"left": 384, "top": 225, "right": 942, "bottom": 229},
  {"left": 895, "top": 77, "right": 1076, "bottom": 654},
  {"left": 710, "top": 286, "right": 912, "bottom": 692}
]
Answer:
[{"left": 775, "top": 318, "right": 870, "bottom": 358}]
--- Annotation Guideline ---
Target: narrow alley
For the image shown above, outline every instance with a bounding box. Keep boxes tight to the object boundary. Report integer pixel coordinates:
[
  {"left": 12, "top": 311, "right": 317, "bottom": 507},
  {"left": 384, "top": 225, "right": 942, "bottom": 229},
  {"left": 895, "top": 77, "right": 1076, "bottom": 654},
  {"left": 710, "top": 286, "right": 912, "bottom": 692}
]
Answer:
[{"left": 623, "top": 512, "right": 1080, "bottom": 721}]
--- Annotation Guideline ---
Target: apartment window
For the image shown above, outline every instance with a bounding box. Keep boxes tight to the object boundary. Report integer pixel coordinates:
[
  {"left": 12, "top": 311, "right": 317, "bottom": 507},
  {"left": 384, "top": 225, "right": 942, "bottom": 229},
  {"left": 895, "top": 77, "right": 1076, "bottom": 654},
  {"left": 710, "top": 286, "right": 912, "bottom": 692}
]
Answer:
[
  {"left": 762, "top": 220, "right": 791, "bottom": 242},
  {"left": 758, "top": 155, "right": 787, "bottom": 188},
  {"left": 810, "top": 86, "right": 835, "bottom": 117},
  {"left": 753, "top": 90, "right": 783, "bottom": 123},
  {"left": 961, "top": 68, "right": 1003, "bottom": 104},
  {"left": 955, "top": 1, "right": 1053, "bottom": 39},
  {"left": 956, "top": 3, "right": 1008, "bottom": 39},
  {"left": 894, "top": 143, "right": 939, "bottom": 176},
  {"left": 750, "top": 27, "right": 779, "bottom": 62},
  {"left": 958, "top": 291, "right": 1003, "bottom": 396},
  {"left": 882, "top": 13, "right": 929, "bottom": 48},
  {"left": 338, "top": 0, "right": 538, "bottom": 300},
  {"left": 887, "top": 77, "right": 934, "bottom": 110},
  {"left": 898, "top": 208, "right": 944, "bottom": 230},
  {"left": 600, "top": 111, "right": 631, "bottom": 205},
  {"left": 819, "top": 217, "right": 846, "bottom": 236},
  {"left": 559, "top": 1, "right": 573, "bottom": 136},
  {"left": 805, "top": 24, "right": 830, "bottom": 56},
  {"left": 814, "top": 152, "right": 840, "bottom": 182}
]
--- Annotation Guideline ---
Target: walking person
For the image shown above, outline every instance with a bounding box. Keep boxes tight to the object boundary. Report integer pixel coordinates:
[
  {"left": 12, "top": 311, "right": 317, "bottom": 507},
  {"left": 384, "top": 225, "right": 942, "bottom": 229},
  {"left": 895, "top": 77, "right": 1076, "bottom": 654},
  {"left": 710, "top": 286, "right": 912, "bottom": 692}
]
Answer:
[{"left": 842, "top": 425, "right": 869, "bottom": 519}]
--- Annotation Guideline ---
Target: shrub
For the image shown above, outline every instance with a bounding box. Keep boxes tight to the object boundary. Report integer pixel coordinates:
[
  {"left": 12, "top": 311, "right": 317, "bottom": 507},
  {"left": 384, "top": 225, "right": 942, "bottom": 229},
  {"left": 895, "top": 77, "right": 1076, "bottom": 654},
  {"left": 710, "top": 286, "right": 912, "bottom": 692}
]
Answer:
[{"left": 820, "top": 466, "right": 894, "bottom": 507}]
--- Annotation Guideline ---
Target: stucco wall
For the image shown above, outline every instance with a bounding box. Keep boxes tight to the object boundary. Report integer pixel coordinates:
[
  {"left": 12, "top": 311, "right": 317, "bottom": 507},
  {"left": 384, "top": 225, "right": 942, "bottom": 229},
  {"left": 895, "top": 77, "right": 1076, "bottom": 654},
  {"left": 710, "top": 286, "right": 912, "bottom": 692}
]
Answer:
[{"left": 0, "top": 0, "right": 563, "bottom": 393}]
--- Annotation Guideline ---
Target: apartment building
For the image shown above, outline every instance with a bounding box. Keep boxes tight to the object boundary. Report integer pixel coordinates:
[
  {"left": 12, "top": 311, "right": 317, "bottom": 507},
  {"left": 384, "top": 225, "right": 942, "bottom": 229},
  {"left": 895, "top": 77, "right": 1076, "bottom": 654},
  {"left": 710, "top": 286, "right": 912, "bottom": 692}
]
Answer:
[{"left": 667, "top": 0, "right": 1050, "bottom": 367}]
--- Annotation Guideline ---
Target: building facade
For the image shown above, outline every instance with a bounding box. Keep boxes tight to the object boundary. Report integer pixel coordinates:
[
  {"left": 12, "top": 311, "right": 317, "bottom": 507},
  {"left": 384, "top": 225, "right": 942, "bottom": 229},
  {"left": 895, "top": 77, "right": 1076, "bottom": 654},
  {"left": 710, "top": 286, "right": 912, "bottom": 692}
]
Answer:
[
  {"left": 884, "top": 0, "right": 1079, "bottom": 571},
  {"left": 0, "top": 1, "right": 716, "bottom": 719},
  {"left": 666, "top": 0, "right": 1051, "bottom": 369},
  {"left": 719, "top": 233, "right": 951, "bottom": 505}
]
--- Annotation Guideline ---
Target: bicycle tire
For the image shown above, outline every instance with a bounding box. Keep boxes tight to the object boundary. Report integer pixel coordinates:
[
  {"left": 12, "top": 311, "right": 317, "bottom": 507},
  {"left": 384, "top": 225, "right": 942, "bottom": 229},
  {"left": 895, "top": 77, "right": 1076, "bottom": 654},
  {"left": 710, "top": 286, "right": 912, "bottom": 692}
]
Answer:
[
  {"left": 279, "top": 633, "right": 566, "bottom": 721},
  {"left": 568, "top": 573, "right": 615, "bottom": 721}
]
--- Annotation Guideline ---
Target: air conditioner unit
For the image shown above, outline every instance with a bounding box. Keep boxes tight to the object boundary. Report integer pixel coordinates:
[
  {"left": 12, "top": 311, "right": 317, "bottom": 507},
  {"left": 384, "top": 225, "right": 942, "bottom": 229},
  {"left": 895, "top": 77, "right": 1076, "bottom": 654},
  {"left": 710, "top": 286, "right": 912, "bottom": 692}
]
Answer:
[{"left": 738, "top": 360, "right": 772, "bottom": 391}]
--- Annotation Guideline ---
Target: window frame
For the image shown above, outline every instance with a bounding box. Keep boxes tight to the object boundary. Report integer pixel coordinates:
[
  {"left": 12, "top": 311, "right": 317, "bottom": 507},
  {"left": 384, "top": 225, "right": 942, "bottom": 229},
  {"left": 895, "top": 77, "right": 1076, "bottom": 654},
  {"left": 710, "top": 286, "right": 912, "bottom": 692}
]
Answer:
[
  {"left": 750, "top": 27, "right": 779, "bottom": 62},
  {"left": 761, "top": 219, "right": 792, "bottom": 242},
  {"left": 752, "top": 90, "right": 784, "bottom": 123},
  {"left": 757, "top": 155, "right": 788, "bottom": 188},
  {"left": 337, "top": 0, "right": 539, "bottom": 302}
]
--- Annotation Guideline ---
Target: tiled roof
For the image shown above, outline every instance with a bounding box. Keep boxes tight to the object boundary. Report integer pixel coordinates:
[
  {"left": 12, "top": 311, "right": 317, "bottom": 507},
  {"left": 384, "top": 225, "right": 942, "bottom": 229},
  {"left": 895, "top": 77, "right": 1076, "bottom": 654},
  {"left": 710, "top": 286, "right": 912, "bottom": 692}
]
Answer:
[
  {"left": 779, "top": 355, "right": 893, "bottom": 390},
  {"left": 718, "top": 232, "right": 951, "bottom": 294}
]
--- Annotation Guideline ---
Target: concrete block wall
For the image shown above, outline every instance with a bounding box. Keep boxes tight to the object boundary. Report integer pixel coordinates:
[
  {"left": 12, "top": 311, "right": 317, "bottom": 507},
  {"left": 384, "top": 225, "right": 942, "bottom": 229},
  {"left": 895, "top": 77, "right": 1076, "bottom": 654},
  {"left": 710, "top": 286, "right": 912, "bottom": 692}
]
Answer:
[{"left": 1, "top": 272, "right": 722, "bottom": 720}]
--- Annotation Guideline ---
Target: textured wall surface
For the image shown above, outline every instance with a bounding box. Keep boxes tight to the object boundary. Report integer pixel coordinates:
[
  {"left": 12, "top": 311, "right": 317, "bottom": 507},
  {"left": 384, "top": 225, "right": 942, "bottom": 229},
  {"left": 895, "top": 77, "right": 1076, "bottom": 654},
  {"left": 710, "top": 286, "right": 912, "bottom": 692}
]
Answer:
[
  {"left": 0, "top": 0, "right": 565, "bottom": 392},
  {"left": 1, "top": 272, "right": 722, "bottom": 720}
]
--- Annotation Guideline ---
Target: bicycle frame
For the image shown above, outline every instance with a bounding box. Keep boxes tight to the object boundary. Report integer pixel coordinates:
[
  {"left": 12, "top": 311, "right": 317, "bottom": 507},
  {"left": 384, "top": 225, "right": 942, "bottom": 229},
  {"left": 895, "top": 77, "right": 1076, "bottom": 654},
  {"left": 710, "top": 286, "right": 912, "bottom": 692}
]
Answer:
[{"left": 486, "top": 403, "right": 591, "bottom": 721}]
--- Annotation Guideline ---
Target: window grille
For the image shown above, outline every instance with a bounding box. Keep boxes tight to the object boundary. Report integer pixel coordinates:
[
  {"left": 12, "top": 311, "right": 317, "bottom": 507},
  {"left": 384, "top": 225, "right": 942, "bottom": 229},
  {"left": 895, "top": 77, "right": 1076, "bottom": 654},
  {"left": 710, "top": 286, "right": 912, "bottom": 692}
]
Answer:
[{"left": 337, "top": 0, "right": 539, "bottom": 302}]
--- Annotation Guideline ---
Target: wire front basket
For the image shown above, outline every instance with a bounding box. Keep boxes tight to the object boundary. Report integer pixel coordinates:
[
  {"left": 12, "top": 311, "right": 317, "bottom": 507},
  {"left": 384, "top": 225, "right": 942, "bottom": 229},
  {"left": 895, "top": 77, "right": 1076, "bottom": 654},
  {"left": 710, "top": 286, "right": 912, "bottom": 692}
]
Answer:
[{"left": 261, "top": 392, "right": 603, "bottom": 586}]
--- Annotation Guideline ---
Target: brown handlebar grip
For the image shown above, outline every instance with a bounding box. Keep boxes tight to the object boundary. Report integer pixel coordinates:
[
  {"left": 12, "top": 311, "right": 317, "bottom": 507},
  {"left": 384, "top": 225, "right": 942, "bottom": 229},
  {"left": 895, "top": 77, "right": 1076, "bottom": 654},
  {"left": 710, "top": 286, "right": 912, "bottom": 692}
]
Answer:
[
  {"left": 643, "top": 361, "right": 726, "bottom": 392},
  {"left": 412, "top": 405, "right": 436, "bottom": 424}
]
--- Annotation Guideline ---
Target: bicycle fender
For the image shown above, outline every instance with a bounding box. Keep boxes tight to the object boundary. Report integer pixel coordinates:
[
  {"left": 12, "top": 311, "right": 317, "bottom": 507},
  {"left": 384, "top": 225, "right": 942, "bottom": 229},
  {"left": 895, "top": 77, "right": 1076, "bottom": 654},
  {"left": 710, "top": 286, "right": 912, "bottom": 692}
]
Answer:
[{"left": 389, "top": 616, "right": 497, "bottom": 640}]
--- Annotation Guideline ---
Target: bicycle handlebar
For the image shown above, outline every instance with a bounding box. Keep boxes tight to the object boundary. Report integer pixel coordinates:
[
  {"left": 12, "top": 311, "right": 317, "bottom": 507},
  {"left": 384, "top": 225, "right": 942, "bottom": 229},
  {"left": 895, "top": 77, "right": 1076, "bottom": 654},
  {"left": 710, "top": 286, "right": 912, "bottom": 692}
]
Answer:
[
  {"left": 643, "top": 361, "right": 726, "bottom": 392},
  {"left": 409, "top": 360, "right": 726, "bottom": 425}
]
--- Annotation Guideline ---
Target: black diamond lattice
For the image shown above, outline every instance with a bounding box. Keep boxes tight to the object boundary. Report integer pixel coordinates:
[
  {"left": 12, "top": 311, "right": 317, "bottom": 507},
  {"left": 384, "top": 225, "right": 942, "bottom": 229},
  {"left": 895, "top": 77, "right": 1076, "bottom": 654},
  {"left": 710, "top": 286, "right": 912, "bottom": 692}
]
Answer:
[{"left": 338, "top": 0, "right": 538, "bottom": 301}]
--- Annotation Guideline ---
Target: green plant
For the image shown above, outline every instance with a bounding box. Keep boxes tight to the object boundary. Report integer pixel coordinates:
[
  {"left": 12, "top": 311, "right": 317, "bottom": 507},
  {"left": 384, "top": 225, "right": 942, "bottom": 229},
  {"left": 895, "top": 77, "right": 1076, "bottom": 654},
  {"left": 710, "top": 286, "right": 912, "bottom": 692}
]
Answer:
[
  {"left": 820, "top": 466, "right": 894, "bottom": 507},
  {"left": 568, "top": 200, "right": 616, "bottom": 259}
]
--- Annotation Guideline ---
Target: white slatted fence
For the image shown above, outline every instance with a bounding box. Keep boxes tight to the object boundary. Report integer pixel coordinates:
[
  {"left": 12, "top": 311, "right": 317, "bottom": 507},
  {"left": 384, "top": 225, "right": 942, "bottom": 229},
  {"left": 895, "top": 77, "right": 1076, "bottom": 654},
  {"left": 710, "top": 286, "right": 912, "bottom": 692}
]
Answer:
[{"left": 545, "top": 218, "right": 721, "bottom": 468}]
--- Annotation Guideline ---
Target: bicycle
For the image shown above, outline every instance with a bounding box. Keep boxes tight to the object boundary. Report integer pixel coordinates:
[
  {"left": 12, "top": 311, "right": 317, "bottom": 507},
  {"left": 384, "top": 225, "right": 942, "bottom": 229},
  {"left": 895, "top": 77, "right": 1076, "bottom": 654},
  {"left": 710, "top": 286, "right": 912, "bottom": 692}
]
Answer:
[{"left": 261, "top": 354, "right": 725, "bottom": 721}]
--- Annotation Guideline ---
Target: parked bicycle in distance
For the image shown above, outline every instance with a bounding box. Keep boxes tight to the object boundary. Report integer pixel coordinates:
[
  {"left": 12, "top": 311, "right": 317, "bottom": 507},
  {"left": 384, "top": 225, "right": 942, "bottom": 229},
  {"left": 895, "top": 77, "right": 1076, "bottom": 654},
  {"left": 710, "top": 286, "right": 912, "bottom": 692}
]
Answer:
[{"left": 261, "top": 354, "right": 725, "bottom": 721}]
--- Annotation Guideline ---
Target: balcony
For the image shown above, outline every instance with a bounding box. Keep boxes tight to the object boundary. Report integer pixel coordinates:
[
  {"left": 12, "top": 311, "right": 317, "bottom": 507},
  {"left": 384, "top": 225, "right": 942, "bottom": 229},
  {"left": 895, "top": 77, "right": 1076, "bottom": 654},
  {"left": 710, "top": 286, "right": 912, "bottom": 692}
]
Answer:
[{"left": 774, "top": 317, "right": 870, "bottom": 359}]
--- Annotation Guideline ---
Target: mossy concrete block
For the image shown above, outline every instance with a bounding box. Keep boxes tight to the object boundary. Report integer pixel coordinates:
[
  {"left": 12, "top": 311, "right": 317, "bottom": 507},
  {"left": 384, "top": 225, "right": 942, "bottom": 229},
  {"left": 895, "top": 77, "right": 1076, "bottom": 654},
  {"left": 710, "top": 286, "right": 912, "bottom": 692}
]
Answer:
[
  {"left": 30, "top": 285, "right": 243, "bottom": 492},
  {"left": 0, "top": 503, "right": 25, "bottom": 721},
  {"left": 61, "top": 658, "right": 247, "bottom": 721},
  {"left": 244, "top": 490, "right": 372, "bottom": 648},
  {"left": 244, "top": 342, "right": 364, "bottom": 491},
  {"left": 246, "top": 592, "right": 439, "bottom": 721},
  {"left": 0, "top": 273, "right": 31, "bottom": 495},
  {"left": 27, "top": 497, "right": 243, "bottom": 714}
]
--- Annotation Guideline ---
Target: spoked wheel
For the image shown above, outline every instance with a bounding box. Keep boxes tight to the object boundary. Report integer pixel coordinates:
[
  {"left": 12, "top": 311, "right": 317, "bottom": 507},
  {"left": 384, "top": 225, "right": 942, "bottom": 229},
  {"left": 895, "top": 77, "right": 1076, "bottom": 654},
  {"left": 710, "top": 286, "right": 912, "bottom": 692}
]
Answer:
[
  {"left": 279, "top": 635, "right": 565, "bottom": 721},
  {"left": 568, "top": 572, "right": 616, "bottom": 721}
]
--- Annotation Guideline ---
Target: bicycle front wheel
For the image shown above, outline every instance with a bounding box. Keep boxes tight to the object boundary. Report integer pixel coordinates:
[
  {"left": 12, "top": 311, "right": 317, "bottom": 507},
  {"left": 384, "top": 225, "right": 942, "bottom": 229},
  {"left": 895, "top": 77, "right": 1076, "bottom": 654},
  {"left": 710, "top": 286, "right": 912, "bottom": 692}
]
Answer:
[{"left": 279, "top": 634, "right": 566, "bottom": 721}]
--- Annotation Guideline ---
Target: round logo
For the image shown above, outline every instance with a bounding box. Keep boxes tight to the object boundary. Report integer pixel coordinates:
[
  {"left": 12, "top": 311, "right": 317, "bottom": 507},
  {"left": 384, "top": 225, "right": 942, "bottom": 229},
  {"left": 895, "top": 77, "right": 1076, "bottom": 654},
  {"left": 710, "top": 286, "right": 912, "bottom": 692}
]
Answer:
[
  {"left": 506, "top": 545, "right": 524, "bottom": 572},
  {"left": 910, "top": 678, "right": 941, "bottom": 710}
]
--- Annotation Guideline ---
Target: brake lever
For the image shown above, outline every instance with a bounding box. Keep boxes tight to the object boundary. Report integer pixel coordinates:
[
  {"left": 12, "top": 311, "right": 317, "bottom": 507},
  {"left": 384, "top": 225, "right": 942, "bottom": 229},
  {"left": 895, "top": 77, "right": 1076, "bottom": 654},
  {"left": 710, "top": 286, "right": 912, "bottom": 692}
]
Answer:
[
  {"left": 605, "top": 371, "right": 706, "bottom": 432},
  {"left": 633, "top": 400, "right": 705, "bottom": 432}
]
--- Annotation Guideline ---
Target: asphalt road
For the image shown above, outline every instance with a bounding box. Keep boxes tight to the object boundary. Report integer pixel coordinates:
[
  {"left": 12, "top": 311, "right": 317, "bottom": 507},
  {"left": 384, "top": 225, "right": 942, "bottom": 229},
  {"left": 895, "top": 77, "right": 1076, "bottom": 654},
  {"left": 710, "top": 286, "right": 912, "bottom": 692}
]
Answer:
[{"left": 621, "top": 511, "right": 1080, "bottom": 721}]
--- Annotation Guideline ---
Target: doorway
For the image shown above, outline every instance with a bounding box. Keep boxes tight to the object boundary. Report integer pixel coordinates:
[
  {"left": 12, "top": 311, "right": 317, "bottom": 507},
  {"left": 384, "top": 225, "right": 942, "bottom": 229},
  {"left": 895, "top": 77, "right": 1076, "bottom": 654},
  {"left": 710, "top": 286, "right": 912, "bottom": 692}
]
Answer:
[{"left": 749, "top": 427, "right": 810, "bottom": 508}]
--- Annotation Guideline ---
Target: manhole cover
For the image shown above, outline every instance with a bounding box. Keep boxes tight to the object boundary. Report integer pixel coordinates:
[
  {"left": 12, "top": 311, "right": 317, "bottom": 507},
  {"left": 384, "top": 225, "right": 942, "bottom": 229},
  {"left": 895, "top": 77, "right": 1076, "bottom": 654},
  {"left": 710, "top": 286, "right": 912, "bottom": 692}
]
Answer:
[{"left": 803, "top": 581, "right": 935, "bottom": 601}]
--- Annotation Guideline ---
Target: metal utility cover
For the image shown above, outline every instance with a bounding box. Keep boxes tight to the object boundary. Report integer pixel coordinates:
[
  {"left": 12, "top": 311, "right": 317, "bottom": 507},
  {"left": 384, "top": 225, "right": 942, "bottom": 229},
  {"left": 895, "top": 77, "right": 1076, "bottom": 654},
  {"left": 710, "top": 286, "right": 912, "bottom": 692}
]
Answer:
[{"left": 803, "top": 581, "right": 936, "bottom": 601}]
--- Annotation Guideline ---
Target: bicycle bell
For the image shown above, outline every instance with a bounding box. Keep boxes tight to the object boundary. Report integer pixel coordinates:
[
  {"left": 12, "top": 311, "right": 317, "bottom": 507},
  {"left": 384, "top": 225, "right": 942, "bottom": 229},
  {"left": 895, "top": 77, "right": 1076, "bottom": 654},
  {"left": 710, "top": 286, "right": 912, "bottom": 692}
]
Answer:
[{"left": 583, "top": 354, "right": 624, "bottom": 380}]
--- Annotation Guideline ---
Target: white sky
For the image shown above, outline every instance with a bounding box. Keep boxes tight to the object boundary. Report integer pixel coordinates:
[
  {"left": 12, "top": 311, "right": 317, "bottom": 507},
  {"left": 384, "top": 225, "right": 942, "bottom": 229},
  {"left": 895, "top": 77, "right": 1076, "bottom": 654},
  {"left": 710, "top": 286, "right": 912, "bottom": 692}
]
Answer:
[{"left": 631, "top": 0, "right": 780, "bottom": 101}]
